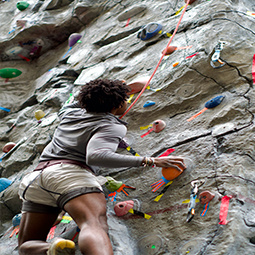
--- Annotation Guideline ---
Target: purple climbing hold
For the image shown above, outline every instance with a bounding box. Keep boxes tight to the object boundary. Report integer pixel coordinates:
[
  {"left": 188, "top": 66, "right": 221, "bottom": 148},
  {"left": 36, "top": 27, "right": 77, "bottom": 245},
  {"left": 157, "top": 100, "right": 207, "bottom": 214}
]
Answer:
[{"left": 68, "top": 33, "right": 82, "bottom": 47}]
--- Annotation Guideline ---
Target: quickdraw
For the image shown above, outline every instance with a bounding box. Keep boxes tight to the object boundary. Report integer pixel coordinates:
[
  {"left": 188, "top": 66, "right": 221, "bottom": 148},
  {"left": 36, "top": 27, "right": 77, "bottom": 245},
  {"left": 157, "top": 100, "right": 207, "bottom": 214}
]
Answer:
[
  {"left": 210, "top": 41, "right": 226, "bottom": 69},
  {"left": 187, "top": 179, "right": 205, "bottom": 222}
]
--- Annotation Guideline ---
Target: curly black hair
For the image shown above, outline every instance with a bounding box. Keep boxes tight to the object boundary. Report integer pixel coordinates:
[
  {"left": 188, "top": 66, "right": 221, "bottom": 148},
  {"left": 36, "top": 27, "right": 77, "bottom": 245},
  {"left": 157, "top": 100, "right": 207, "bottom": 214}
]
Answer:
[{"left": 78, "top": 79, "right": 130, "bottom": 113}]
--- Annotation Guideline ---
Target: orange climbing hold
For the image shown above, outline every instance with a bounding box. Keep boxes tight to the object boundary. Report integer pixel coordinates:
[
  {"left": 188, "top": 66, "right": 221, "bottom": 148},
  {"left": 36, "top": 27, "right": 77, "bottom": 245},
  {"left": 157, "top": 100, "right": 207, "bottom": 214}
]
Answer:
[
  {"left": 162, "top": 162, "right": 185, "bottom": 181},
  {"left": 163, "top": 46, "right": 177, "bottom": 55}
]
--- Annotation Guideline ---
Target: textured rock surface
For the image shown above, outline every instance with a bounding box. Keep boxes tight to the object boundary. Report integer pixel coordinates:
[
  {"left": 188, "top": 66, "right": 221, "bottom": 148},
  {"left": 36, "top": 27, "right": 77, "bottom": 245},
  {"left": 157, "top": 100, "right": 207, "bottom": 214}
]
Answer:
[{"left": 0, "top": 0, "right": 255, "bottom": 254}]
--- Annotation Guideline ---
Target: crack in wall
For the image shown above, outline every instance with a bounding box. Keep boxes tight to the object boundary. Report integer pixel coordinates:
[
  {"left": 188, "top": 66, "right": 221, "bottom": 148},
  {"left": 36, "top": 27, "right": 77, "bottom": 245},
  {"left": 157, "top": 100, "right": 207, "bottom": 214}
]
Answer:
[
  {"left": 189, "top": 67, "right": 226, "bottom": 90},
  {"left": 211, "top": 17, "right": 255, "bottom": 37},
  {"left": 152, "top": 131, "right": 212, "bottom": 157},
  {"left": 224, "top": 60, "right": 253, "bottom": 86},
  {"left": 169, "top": 9, "right": 255, "bottom": 43},
  {"left": 200, "top": 225, "right": 223, "bottom": 255},
  {"left": 94, "top": 26, "right": 141, "bottom": 47}
]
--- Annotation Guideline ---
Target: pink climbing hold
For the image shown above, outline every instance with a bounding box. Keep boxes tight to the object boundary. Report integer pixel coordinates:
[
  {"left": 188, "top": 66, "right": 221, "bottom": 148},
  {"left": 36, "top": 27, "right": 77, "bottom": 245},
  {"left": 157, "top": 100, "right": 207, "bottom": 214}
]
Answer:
[
  {"left": 114, "top": 200, "right": 134, "bottom": 217},
  {"left": 2, "top": 142, "right": 16, "bottom": 153},
  {"left": 152, "top": 119, "right": 166, "bottom": 133},
  {"left": 126, "top": 76, "right": 150, "bottom": 95}
]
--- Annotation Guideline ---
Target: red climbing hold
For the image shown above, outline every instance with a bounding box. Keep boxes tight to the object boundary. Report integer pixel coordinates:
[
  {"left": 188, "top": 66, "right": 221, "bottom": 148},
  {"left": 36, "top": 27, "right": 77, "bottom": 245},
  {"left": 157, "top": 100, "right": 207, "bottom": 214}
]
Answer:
[{"left": 199, "top": 190, "right": 215, "bottom": 205}]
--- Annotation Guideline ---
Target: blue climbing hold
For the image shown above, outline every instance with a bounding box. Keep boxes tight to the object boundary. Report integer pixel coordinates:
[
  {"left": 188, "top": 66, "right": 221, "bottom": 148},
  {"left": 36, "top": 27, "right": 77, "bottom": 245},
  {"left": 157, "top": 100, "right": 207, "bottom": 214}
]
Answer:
[
  {"left": 0, "top": 178, "right": 12, "bottom": 193},
  {"left": 12, "top": 213, "right": 22, "bottom": 227},
  {"left": 205, "top": 95, "right": 225, "bottom": 109},
  {"left": 143, "top": 100, "right": 156, "bottom": 107},
  {"left": 137, "top": 23, "right": 163, "bottom": 41}
]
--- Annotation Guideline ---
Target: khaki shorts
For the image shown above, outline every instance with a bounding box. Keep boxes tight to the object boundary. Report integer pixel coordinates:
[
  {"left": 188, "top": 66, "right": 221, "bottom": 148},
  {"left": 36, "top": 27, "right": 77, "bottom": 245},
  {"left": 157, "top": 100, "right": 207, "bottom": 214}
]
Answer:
[{"left": 19, "top": 163, "right": 108, "bottom": 212}]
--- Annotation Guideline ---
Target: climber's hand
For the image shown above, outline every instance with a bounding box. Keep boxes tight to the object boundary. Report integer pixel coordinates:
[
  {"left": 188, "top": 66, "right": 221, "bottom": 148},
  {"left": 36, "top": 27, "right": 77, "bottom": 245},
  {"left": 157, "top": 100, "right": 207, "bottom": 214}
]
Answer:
[{"left": 153, "top": 156, "right": 186, "bottom": 171}]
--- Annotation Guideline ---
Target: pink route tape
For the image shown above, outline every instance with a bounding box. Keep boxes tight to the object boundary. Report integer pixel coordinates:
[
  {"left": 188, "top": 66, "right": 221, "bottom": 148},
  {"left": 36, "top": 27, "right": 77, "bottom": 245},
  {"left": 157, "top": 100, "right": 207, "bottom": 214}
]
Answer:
[{"left": 252, "top": 54, "right": 255, "bottom": 85}]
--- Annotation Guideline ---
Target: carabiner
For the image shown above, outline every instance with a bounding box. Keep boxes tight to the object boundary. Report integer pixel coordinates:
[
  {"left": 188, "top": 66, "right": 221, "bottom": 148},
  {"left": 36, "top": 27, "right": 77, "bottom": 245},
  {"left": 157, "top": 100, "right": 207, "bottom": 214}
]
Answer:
[
  {"left": 191, "top": 179, "right": 205, "bottom": 189},
  {"left": 210, "top": 41, "right": 226, "bottom": 69},
  {"left": 186, "top": 179, "right": 205, "bottom": 222}
]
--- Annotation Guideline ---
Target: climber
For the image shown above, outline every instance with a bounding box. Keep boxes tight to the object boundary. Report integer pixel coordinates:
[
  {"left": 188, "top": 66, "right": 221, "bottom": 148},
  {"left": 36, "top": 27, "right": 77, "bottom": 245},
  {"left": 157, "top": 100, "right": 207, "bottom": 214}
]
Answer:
[{"left": 18, "top": 79, "right": 186, "bottom": 255}]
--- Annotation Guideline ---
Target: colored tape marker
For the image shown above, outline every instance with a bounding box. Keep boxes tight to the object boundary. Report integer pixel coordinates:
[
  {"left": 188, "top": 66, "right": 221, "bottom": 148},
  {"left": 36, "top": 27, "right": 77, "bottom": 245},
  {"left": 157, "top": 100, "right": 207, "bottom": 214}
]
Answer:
[
  {"left": 159, "top": 148, "right": 175, "bottom": 157},
  {"left": 200, "top": 202, "right": 210, "bottom": 217},
  {"left": 140, "top": 124, "right": 152, "bottom": 130},
  {"left": 0, "top": 106, "right": 10, "bottom": 112},
  {"left": 154, "top": 181, "right": 173, "bottom": 202},
  {"left": 186, "top": 52, "right": 199, "bottom": 59},
  {"left": 187, "top": 107, "right": 208, "bottom": 122},
  {"left": 175, "top": 4, "right": 186, "bottom": 16},
  {"left": 219, "top": 195, "right": 232, "bottom": 225},
  {"left": 182, "top": 198, "right": 200, "bottom": 204},
  {"left": 127, "top": 94, "right": 134, "bottom": 103},
  {"left": 126, "top": 146, "right": 140, "bottom": 156},
  {"left": 252, "top": 54, "right": 255, "bottom": 85},
  {"left": 247, "top": 11, "right": 255, "bottom": 16},
  {"left": 141, "top": 128, "right": 154, "bottom": 138},
  {"left": 128, "top": 208, "right": 151, "bottom": 219},
  {"left": 125, "top": 18, "right": 131, "bottom": 27}
]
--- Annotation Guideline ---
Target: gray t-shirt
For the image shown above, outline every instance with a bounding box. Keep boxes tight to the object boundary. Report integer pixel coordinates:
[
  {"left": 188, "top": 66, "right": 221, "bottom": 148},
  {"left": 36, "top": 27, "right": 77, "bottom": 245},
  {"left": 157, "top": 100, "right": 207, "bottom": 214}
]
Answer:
[{"left": 40, "top": 103, "right": 143, "bottom": 171}]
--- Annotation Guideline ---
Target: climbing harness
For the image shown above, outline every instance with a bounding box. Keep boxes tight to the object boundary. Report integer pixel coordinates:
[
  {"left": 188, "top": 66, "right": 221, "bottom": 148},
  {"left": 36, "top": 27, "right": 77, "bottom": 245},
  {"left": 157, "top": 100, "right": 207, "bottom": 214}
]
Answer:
[
  {"left": 210, "top": 41, "right": 226, "bottom": 69},
  {"left": 120, "top": 0, "right": 191, "bottom": 118},
  {"left": 187, "top": 179, "right": 205, "bottom": 222}
]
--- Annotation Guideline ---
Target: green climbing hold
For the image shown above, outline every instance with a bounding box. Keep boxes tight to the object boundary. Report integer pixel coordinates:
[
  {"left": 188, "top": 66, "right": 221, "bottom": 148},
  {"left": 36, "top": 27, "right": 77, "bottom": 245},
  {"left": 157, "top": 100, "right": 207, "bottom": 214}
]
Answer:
[
  {"left": 17, "top": 1, "right": 29, "bottom": 11},
  {"left": 0, "top": 68, "right": 22, "bottom": 79},
  {"left": 105, "top": 176, "right": 123, "bottom": 192}
]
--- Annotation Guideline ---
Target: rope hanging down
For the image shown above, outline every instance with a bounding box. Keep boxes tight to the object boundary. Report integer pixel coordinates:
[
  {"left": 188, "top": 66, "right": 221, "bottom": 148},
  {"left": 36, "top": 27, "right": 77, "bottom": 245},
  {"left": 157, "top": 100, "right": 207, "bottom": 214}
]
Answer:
[{"left": 120, "top": 0, "right": 191, "bottom": 119}]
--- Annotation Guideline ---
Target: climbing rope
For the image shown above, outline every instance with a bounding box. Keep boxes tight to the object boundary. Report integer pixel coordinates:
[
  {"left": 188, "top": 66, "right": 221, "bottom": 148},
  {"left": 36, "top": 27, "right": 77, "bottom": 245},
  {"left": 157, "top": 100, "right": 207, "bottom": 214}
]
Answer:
[{"left": 120, "top": 0, "right": 191, "bottom": 119}]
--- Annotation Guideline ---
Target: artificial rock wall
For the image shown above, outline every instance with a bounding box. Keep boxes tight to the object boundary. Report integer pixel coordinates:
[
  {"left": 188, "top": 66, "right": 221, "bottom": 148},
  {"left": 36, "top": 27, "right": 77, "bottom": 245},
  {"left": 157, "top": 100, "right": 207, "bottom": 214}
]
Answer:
[{"left": 0, "top": 0, "right": 255, "bottom": 254}]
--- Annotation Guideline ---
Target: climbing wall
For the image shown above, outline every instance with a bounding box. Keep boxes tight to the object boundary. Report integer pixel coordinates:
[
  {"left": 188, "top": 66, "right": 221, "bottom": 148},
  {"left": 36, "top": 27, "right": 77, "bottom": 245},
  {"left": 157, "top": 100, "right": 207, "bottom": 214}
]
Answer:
[{"left": 0, "top": 0, "right": 255, "bottom": 254}]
